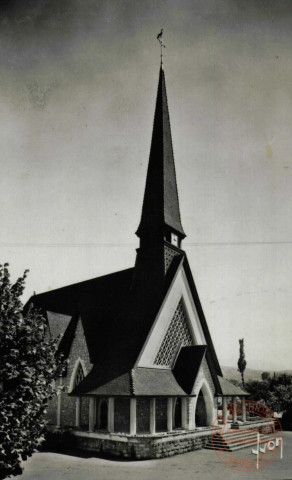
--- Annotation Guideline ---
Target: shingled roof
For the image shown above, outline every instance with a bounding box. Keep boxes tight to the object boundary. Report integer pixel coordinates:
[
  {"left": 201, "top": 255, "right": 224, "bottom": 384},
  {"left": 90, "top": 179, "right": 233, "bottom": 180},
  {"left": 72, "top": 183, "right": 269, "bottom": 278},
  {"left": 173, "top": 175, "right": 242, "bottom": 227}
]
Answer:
[
  {"left": 217, "top": 376, "right": 249, "bottom": 396},
  {"left": 72, "top": 367, "right": 188, "bottom": 397}
]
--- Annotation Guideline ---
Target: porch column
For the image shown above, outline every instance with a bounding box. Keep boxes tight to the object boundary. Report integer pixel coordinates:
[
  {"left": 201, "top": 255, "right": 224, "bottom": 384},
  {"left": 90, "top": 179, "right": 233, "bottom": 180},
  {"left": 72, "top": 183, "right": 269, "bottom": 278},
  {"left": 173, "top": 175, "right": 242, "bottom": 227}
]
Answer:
[
  {"left": 130, "top": 398, "right": 137, "bottom": 435},
  {"left": 108, "top": 397, "right": 114, "bottom": 433},
  {"left": 242, "top": 397, "right": 246, "bottom": 422},
  {"left": 89, "top": 397, "right": 95, "bottom": 432},
  {"left": 56, "top": 377, "right": 62, "bottom": 428},
  {"left": 232, "top": 397, "right": 237, "bottom": 423},
  {"left": 222, "top": 396, "right": 228, "bottom": 424},
  {"left": 150, "top": 398, "right": 156, "bottom": 434},
  {"left": 181, "top": 398, "right": 188, "bottom": 429},
  {"left": 75, "top": 397, "right": 81, "bottom": 428},
  {"left": 167, "top": 398, "right": 173, "bottom": 432}
]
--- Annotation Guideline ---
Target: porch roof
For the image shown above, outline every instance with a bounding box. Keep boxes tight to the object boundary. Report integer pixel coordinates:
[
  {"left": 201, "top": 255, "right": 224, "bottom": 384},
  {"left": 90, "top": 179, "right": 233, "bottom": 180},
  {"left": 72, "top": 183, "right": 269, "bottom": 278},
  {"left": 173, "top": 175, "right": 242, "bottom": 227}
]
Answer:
[
  {"left": 217, "top": 376, "right": 249, "bottom": 396},
  {"left": 71, "top": 366, "right": 191, "bottom": 397}
]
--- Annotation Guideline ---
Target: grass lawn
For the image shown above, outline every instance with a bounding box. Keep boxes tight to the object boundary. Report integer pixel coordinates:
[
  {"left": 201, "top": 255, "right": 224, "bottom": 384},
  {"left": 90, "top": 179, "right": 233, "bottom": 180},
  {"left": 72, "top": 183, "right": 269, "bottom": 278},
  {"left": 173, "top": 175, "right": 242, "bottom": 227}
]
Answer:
[{"left": 15, "top": 432, "right": 292, "bottom": 480}]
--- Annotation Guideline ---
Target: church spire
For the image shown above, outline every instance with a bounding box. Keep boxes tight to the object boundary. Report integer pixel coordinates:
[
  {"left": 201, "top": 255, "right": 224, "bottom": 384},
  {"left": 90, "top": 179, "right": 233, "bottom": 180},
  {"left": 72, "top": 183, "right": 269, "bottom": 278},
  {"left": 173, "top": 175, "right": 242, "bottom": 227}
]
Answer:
[
  {"left": 136, "top": 65, "right": 186, "bottom": 246},
  {"left": 132, "top": 64, "right": 186, "bottom": 297}
]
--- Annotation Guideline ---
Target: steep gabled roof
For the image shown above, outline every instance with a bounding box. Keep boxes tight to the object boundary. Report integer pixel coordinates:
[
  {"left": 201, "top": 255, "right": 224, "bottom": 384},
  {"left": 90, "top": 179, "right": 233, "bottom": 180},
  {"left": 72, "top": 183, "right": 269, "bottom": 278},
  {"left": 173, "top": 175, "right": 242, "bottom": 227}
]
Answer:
[
  {"left": 28, "top": 249, "right": 223, "bottom": 397},
  {"left": 69, "top": 255, "right": 223, "bottom": 396},
  {"left": 136, "top": 66, "right": 185, "bottom": 239}
]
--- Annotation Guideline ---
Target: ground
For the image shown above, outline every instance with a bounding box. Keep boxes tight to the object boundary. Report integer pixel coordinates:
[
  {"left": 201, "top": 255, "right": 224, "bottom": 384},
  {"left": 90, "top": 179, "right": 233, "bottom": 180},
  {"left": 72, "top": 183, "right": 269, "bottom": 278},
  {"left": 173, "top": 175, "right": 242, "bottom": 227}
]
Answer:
[{"left": 16, "top": 432, "right": 292, "bottom": 480}]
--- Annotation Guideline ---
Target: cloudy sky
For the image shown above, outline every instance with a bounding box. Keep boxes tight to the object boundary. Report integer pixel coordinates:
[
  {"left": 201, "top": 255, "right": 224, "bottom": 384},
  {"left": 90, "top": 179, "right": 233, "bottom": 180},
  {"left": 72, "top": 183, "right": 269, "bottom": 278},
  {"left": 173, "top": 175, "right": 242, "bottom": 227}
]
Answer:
[{"left": 1, "top": 0, "right": 292, "bottom": 372}]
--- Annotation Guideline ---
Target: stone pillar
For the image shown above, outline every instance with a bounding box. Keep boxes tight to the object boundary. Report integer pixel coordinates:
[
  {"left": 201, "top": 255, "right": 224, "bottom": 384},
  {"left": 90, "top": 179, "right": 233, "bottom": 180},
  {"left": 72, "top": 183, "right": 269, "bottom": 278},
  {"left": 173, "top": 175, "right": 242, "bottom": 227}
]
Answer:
[
  {"left": 242, "top": 397, "right": 246, "bottom": 422},
  {"left": 222, "top": 397, "right": 228, "bottom": 424},
  {"left": 181, "top": 397, "right": 188, "bottom": 429},
  {"left": 150, "top": 398, "right": 156, "bottom": 435},
  {"left": 167, "top": 398, "right": 173, "bottom": 432},
  {"left": 75, "top": 397, "right": 81, "bottom": 428},
  {"left": 89, "top": 397, "right": 95, "bottom": 432},
  {"left": 232, "top": 397, "right": 237, "bottom": 423},
  {"left": 56, "top": 377, "right": 62, "bottom": 428},
  {"left": 130, "top": 398, "right": 137, "bottom": 435},
  {"left": 108, "top": 397, "right": 114, "bottom": 433}
]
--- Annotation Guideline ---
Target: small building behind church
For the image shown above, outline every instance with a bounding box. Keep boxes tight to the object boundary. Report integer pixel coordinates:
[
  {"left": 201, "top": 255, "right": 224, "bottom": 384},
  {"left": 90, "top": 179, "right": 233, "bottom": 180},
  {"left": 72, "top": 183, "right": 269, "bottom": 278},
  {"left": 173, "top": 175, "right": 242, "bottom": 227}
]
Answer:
[{"left": 28, "top": 63, "right": 249, "bottom": 459}]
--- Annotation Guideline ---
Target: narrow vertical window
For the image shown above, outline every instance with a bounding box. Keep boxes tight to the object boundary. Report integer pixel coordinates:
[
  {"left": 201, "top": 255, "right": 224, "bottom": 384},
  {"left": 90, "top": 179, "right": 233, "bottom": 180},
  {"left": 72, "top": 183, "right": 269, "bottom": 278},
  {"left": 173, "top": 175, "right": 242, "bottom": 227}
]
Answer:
[
  {"left": 74, "top": 363, "right": 84, "bottom": 388},
  {"left": 171, "top": 233, "right": 178, "bottom": 247}
]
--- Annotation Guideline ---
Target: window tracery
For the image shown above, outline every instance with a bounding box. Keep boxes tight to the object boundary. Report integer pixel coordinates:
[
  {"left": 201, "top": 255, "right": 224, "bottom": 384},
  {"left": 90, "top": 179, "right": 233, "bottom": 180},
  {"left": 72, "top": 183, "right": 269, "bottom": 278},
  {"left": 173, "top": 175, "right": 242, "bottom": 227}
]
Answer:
[{"left": 154, "top": 300, "right": 193, "bottom": 366}]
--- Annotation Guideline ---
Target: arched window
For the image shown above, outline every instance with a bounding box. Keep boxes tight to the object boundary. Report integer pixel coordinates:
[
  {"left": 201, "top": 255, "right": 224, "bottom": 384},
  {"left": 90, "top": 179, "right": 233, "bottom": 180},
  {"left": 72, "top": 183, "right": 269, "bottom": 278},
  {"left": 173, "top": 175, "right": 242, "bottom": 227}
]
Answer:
[
  {"left": 173, "top": 398, "right": 182, "bottom": 429},
  {"left": 69, "top": 358, "right": 87, "bottom": 393},
  {"left": 96, "top": 399, "right": 108, "bottom": 431},
  {"left": 74, "top": 363, "right": 84, "bottom": 389},
  {"left": 195, "top": 390, "right": 207, "bottom": 426},
  {"left": 69, "top": 359, "right": 87, "bottom": 429}
]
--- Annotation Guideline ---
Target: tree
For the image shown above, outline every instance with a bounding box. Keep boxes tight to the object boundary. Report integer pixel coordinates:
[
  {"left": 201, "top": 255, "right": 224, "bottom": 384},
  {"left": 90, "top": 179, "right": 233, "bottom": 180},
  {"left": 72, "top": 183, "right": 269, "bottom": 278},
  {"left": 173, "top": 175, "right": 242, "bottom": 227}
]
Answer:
[
  {"left": 237, "top": 338, "right": 247, "bottom": 389},
  {"left": 0, "top": 264, "right": 64, "bottom": 479},
  {"left": 245, "top": 374, "right": 292, "bottom": 418},
  {"left": 261, "top": 371, "right": 271, "bottom": 382}
]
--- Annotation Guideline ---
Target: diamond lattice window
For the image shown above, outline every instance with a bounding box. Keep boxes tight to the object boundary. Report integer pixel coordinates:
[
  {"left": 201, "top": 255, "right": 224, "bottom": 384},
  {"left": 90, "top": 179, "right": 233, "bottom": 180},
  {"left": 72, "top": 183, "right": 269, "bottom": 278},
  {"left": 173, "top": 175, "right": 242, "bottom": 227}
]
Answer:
[
  {"left": 74, "top": 363, "right": 85, "bottom": 388},
  {"left": 154, "top": 300, "right": 193, "bottom": 366}
]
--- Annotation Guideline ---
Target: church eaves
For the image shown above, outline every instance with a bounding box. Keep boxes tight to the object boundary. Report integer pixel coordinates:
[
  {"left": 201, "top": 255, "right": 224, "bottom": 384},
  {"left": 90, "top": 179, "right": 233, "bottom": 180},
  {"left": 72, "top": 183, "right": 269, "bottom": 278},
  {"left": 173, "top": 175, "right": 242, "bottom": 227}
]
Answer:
[{"left": 136, "top": 65, "right": 186, "bottom": 239}]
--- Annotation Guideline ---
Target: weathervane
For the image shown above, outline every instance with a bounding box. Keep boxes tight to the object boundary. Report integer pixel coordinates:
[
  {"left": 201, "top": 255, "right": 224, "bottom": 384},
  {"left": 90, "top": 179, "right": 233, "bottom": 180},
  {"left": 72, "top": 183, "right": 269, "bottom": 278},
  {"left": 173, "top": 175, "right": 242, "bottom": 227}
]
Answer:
[{"left": 157, "top": 29, "right": 166, "bottom": 65}]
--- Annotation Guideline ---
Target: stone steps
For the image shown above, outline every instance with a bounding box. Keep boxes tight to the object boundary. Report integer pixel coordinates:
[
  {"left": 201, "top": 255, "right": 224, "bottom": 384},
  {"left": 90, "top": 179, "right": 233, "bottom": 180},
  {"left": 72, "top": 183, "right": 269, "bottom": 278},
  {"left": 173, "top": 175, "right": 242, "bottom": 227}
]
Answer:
[{"left": 205, "top": 430, "right": 272, "bottom": 452}]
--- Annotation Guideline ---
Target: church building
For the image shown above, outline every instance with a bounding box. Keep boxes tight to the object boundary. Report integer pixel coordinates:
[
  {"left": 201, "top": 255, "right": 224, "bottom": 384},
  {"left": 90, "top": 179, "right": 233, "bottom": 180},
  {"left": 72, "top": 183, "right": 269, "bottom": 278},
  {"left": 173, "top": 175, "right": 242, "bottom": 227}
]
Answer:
[{"left": 29, "top": 63, "right": 248, "bottom": 459}]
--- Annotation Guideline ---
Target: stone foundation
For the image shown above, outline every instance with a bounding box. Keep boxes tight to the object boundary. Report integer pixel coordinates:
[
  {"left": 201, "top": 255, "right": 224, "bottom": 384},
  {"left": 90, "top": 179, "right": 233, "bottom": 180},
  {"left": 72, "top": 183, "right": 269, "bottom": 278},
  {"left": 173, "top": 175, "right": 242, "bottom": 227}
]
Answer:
[{"left": 63, "top": 429, "right": 214, "bottom": 459}]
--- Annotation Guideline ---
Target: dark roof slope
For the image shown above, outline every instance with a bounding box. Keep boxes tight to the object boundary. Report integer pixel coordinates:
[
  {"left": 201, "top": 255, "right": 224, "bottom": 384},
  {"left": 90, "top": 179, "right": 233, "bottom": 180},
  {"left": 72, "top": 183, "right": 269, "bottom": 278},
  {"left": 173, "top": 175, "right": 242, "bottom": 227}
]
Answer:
[
  {"left": 29, "top": 268, "right": 134, "bottom": 317},
  {"left": 28, "top": 268, "right": 134, "bottom": 361},
  {"left": 173, "top": 345, "right": 207, "bottom": 394}
]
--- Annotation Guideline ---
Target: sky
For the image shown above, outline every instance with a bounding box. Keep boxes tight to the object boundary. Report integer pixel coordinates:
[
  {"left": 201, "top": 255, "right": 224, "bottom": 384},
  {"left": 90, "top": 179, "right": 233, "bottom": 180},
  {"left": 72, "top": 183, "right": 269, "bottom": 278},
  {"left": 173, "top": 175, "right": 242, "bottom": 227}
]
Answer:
[{"left": 1, "top": 0, "right": 292, "bottom": 372}]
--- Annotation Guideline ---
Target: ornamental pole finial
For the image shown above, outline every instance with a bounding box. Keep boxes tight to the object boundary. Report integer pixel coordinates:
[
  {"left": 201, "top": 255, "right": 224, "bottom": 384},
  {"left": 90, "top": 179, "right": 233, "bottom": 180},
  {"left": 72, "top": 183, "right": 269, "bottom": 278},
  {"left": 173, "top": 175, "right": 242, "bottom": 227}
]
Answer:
[{"left": 157, "top": 29, "right": 166, "bottom": 66}]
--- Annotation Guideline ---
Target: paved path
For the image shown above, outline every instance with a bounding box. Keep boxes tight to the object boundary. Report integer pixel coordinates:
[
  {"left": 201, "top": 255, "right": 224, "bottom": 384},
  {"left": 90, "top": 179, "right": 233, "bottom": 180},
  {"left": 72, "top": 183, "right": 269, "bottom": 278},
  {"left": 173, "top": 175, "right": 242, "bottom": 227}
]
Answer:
[{"left": 16, "top": 432, "right": 292, "bottom": 480}]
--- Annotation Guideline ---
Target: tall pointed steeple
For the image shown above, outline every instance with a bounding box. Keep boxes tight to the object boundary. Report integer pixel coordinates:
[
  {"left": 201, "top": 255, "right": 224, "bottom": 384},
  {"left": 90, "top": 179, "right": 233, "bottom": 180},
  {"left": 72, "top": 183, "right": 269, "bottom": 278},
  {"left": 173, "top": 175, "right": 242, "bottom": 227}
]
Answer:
[
  {"left": 132, "top": 65, "right": 186, "bottom": 298},
  {"left": 136, "top": 65, "right": 186, "bottom": 246}
]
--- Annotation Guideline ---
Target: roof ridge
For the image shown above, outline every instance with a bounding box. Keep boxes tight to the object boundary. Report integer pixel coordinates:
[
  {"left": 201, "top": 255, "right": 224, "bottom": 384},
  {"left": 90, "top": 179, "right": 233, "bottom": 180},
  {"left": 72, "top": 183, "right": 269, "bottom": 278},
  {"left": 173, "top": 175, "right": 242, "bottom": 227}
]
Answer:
[{"left": 32, "top": 267, "right": 135, "bottom": 298}]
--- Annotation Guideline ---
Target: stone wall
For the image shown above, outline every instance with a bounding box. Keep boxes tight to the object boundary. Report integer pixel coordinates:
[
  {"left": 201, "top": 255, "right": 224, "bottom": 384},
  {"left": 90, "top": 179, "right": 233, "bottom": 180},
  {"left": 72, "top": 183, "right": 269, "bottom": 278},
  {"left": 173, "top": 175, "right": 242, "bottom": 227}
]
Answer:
[{"left": 66, "top": 430, "right": 211, "bottom": 459}]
